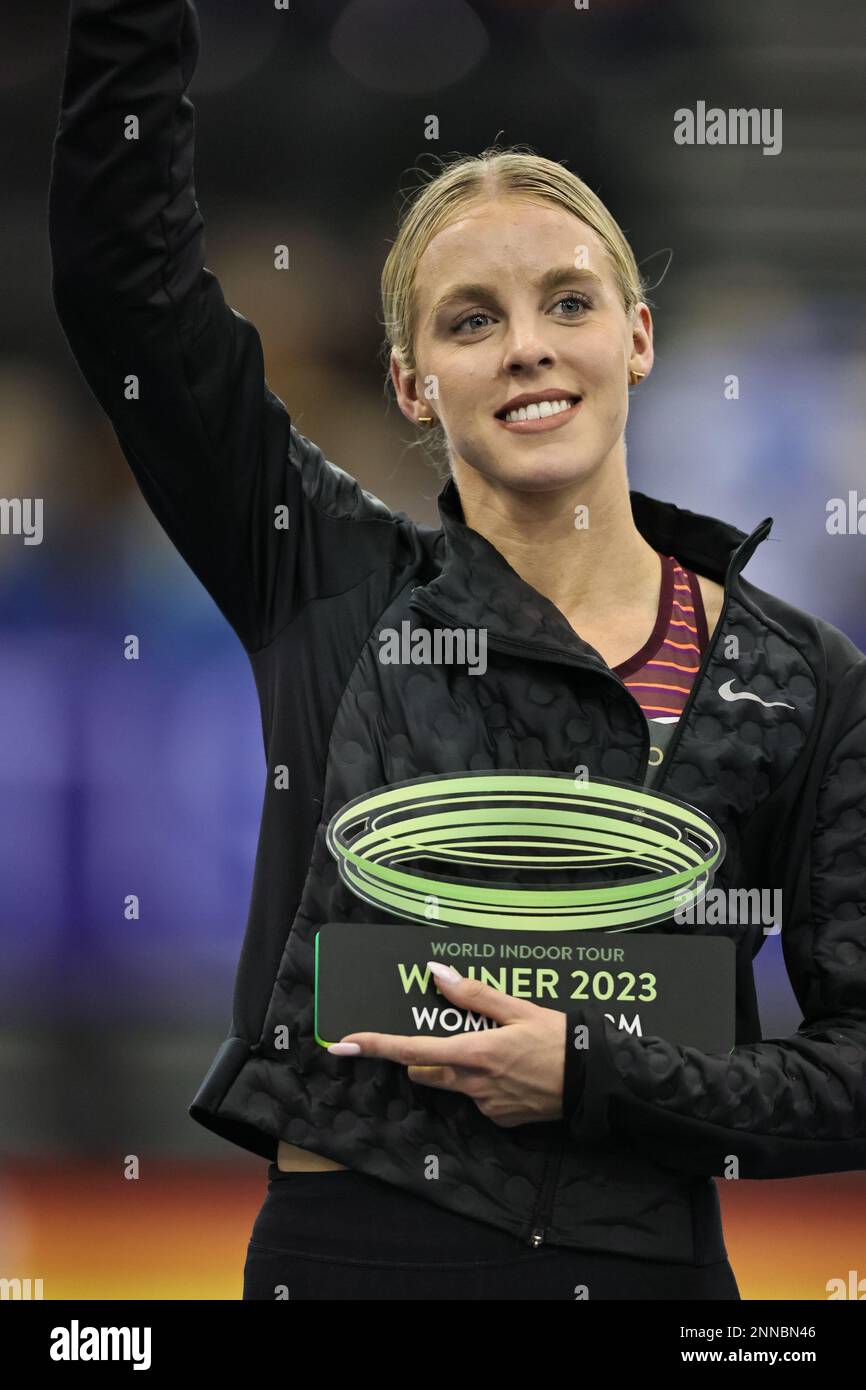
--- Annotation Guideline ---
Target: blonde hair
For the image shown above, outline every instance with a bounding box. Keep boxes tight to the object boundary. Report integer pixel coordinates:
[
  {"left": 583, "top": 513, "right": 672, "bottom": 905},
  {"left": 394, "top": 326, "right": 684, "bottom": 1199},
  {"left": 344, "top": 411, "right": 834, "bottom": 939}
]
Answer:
[{"left": 380, "top": 142, "right": 648, "bottom": 472}]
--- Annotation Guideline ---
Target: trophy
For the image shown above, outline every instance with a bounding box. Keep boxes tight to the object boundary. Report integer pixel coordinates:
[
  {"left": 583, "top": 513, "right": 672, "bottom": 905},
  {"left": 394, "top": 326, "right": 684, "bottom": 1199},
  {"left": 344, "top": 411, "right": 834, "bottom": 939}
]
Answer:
[{"left": 314, "top": 771, "right": 735, "bottom": 1051}]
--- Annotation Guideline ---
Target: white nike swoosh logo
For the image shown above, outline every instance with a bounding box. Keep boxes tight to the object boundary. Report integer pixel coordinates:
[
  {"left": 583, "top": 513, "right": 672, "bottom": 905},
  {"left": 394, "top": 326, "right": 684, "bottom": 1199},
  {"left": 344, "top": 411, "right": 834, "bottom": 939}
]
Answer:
[{"left": 718, "top": 678, "right": 795, "bottom": 709}]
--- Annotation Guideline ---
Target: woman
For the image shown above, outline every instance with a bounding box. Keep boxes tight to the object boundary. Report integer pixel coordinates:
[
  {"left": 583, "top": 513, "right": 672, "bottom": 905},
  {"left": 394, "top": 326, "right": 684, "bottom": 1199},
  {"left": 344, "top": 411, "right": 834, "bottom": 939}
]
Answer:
[{"left": 49, "top": 0, "right": 866, "bottom": 1301}]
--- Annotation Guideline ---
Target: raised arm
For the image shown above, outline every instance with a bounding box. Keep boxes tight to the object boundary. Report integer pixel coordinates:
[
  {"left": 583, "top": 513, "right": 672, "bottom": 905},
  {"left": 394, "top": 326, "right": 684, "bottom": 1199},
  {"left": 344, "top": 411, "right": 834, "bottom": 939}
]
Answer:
[{"left": 48, "top": 0, "right": 392, "bottom": 652}]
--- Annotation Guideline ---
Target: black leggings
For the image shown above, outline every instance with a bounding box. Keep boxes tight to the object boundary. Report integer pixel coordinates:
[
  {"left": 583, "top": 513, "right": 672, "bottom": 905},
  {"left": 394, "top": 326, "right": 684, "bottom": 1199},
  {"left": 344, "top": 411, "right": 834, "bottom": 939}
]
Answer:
[{"left": 242, "top": 1164, "right": 741, "bottom": 1301}]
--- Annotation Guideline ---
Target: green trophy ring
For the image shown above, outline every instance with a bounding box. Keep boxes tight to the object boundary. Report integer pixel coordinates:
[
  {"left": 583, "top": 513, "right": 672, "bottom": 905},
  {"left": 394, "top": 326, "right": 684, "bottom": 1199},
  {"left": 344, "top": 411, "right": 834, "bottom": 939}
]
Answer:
[{"left": 326, "top": 771, "right": 725, "bottom": 933}]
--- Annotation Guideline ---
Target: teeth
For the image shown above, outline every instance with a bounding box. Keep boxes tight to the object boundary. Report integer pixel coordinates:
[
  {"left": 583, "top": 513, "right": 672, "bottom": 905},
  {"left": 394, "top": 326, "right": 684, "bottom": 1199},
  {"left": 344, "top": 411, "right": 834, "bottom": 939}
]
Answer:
[{"left": 504, "top": 397, "right": 576, "bottom": 423}]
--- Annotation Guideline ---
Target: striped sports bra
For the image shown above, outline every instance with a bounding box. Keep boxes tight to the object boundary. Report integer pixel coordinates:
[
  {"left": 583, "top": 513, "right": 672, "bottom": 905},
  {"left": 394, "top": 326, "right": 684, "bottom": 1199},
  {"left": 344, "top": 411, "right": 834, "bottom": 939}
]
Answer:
[{"left": 611, "top": 553, "right": 709, "bottom": 784}]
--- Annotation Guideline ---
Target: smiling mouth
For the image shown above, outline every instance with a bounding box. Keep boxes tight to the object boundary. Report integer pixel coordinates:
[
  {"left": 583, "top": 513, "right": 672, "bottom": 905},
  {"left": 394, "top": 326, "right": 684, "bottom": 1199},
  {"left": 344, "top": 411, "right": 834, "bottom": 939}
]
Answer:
[{"left": 495, "top": 395, "right": 582, "bottom": 430}]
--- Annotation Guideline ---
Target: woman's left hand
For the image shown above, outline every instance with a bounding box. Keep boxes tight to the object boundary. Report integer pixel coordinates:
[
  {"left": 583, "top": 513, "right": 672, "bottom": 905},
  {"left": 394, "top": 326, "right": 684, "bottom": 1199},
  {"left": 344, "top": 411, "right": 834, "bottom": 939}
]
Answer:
[{"left": 327, "top": 963, "right": 567, "bottom": 1127}]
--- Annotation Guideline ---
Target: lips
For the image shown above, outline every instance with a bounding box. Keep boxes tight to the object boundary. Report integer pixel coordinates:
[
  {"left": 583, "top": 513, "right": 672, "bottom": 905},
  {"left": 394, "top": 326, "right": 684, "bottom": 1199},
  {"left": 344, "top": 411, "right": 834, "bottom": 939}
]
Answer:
[
  {"left": 495, "top": 391, "right": 581, "bottom": 420},
  {"left": 495, "top": 395, "right": 583, "bottom": 434}
]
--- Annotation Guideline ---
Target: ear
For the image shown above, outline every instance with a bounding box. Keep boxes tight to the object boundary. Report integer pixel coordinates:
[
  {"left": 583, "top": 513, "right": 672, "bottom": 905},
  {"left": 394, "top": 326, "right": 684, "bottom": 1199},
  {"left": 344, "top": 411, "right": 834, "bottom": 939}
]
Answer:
[
  {"left": 390, "top": 351, "right": 434, "bottom": 427},
  {"left": 628, "top": 302, "right": 654, "bottom": 382}
]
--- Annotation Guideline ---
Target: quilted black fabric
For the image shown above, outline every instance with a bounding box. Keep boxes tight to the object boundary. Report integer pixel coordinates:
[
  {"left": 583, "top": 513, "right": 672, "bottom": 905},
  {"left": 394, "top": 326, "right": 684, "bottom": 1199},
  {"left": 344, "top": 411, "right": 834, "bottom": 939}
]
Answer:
[
  {"left": 201, "top": 455, "right": 865, "bottom": 1261},
  {"left": 49, "top": 0, "right": 866, "bottom": 1264}
]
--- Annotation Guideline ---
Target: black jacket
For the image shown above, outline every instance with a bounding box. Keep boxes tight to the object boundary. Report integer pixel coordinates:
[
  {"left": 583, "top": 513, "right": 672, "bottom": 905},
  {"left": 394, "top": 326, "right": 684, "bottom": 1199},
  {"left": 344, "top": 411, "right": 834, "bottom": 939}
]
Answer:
[{"left": 49, "top": 0, "right": 866, "bottom": 1262}]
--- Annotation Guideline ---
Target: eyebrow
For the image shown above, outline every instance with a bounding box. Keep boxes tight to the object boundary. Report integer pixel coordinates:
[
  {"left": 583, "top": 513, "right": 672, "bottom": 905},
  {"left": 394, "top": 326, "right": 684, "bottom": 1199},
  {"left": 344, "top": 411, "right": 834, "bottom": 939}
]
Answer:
[{"left": 429, "top": 265, "right": 605, "bottom": 322}]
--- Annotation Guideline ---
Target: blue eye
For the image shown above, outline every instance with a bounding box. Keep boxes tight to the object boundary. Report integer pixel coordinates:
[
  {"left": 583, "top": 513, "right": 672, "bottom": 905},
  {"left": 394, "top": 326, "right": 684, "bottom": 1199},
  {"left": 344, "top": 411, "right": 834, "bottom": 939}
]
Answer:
[
  {"left": 553, "top": 292, "right": 592, "bottom": 316},
  {"left": 452, "top": 310, "right": 494, "bottom": 333},
  {"left": 452, "top": 291, "right": 592, "bottom": 334}
]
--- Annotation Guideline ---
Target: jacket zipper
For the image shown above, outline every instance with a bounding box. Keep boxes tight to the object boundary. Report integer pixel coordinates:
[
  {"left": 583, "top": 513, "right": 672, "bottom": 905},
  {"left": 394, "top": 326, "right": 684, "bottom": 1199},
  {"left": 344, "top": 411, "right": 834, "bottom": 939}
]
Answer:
[
  {"left": 647, "top": 517, "right": 773, "bottom": 790},
  {"left": 644, "top": 579, "right": 735, "bottom": 795},
  {"left": 526, "top": 1132, "right": 567, "bottom": 1247}
]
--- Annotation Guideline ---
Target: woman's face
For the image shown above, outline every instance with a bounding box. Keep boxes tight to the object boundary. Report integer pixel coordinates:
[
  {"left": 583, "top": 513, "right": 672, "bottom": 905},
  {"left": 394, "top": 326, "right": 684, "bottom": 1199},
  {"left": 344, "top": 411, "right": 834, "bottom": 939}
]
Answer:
[{"left": 391, "top": 195, "right": 653, "bottom": 494}]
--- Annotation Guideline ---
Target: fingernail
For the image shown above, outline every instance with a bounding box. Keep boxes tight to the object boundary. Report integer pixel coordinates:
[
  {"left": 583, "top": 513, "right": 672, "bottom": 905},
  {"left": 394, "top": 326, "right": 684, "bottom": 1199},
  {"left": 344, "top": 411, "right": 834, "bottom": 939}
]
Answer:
[
  {"left": 328, "top": 1043, "right": 362, "bottom": 1055},
  {"left": 427, "top": 961, "right": 460, "bottom": 981}
]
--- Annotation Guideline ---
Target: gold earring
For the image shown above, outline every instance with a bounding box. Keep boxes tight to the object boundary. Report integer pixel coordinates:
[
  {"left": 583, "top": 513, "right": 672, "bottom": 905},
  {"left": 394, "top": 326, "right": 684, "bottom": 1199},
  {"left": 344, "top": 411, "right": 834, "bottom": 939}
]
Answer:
[
  {"left": 629, "top": 370, "right": 646, "bottom": 385},
  {"left": 417, "top": 415, "right": 434, "bottom": 428}
]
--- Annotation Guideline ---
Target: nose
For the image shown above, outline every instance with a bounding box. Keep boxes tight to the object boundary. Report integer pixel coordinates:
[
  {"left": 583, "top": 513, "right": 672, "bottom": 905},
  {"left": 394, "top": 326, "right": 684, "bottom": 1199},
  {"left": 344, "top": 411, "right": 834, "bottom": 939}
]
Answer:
[{"left": 500, "top": 314, "right": 555, "bottom": 375}]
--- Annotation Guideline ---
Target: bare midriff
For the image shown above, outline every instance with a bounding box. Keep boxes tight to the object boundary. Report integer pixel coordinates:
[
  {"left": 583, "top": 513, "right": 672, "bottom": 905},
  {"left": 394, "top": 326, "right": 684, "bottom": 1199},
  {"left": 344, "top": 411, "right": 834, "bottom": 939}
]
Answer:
[{"left": 277, "top": 1139, "right": 348, "bottom": 1171}]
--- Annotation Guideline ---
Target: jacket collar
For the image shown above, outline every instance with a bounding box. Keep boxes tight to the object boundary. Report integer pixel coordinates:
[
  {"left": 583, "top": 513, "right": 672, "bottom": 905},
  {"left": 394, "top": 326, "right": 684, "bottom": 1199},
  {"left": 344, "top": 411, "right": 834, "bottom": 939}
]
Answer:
[{"left": 410, "top": 474, "right": 773, "bottom": 664}]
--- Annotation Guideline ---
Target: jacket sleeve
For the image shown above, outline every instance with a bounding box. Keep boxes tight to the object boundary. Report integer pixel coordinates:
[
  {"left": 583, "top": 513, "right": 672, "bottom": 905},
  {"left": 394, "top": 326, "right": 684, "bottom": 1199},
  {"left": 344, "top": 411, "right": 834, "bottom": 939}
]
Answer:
[
  {"left": 561, "top": 656, "right": 866, "bottom": 1179},
  {"left": 48, "top": 0, "right": 351, "bottom": 653}
]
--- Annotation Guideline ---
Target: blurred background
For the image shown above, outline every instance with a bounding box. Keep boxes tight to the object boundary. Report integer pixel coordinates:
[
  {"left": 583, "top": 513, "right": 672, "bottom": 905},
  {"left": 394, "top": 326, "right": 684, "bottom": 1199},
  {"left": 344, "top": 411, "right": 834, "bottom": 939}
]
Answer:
[{"left": 1, "top": 0, "right": 865, "bottom": 1298}]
